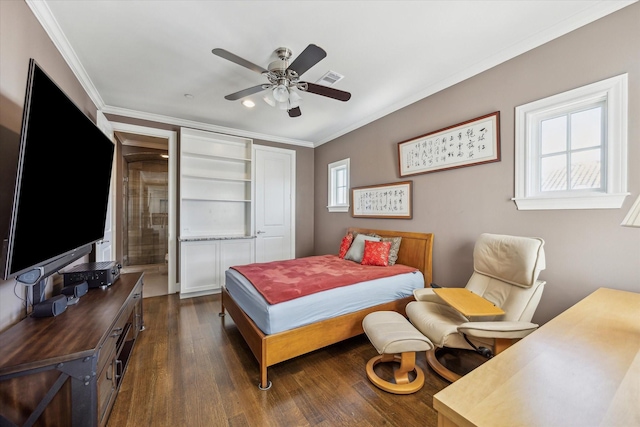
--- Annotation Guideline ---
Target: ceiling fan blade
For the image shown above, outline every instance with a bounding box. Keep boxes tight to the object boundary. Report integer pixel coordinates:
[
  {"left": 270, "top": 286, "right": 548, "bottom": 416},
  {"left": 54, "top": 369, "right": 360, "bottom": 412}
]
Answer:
[
  {"left": 288, "top": 107, "right": 302, "bottom": 118},
  {"left": 224, "top": 84, "right": 269, "bottom": 101},
  {"left": 287, "top": 44, "right": 326, "bottom": 77},
  {"left": 212, "top": 48, "right": 269, "bottom": 74},
  {"left": 301, "top": 82, "right": 351, "bottom": 102}
]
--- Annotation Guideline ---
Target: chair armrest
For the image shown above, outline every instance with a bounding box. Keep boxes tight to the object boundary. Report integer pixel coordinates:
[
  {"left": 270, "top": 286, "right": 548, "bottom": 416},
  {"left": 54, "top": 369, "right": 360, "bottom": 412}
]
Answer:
[
  {"left": 458, "top": 321, "right": 539, "bottom": 339},
  {"left": 413, "top": 288, "right": 446, "bottom": 303}
]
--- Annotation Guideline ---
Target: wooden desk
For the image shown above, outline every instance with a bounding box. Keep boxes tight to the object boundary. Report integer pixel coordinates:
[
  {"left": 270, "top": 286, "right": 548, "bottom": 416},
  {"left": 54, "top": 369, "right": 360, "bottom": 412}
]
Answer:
[
  {"left": 433, "top": 288, "right": 505, "bottom": 317},
  {"left": 433, "top": 288, "right": 640, "bottom": 427}
]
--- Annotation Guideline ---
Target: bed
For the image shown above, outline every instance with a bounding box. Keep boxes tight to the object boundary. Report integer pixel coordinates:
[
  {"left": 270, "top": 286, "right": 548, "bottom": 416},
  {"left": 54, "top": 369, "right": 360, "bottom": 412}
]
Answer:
[{"left": 220, "top": 227, "right": 434, "bottom": 389}]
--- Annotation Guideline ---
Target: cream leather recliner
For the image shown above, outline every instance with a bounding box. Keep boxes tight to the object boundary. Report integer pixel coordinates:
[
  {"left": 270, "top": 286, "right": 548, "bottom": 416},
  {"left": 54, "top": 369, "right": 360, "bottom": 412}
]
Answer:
[{"left": 406, "top": 233, "right": 546, "bottom": 381}]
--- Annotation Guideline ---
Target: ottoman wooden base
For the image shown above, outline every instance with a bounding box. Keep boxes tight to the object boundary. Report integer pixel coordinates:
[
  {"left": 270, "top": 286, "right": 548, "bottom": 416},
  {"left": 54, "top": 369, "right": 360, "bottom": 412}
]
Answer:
[
  {"left": 363, "top": 311, "right": 433, "bottom": 395},
  {"left": 366, "top": 352, "right": 425, "bottom": 394}
]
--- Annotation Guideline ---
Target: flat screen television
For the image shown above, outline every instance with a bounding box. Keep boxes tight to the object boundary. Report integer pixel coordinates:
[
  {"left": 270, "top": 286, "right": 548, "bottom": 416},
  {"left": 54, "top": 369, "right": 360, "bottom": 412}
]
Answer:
[{"left": 1, "top": 59, "right": 115, "bottom": 285}]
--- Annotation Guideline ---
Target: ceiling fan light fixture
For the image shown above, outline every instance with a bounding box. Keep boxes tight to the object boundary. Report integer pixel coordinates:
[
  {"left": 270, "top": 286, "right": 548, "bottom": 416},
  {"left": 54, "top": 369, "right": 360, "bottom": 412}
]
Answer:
[
  {"left": 263, "top": 94, "right": 276, "bottom": 107},
  {"left": 288, "top": 90, "right": 302, "bottom": 109},
  {"left": 263, "top": 93, "right": 288, "bottom": 110},
  {"left": 273, "top": 84, "right": 289, "bottom": 102}
]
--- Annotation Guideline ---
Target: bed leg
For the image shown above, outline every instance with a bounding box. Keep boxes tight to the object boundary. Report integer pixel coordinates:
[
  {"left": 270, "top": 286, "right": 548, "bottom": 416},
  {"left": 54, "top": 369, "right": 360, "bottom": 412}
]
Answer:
[
  {"left": 219, "top": 295, "right": 226, "bottom": 317},
  {"left": 258, "top": 367, "right": 272, "bottom": 390},
  {"left": 258, "top": 380, "right": 272, "bottom": 390}
]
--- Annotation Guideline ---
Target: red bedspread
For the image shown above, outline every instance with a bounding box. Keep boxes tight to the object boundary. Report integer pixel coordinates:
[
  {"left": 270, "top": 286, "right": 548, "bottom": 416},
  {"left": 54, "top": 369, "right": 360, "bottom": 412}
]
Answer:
[{"left": 230, "top": 254, "right": 418, "bottom": 304}]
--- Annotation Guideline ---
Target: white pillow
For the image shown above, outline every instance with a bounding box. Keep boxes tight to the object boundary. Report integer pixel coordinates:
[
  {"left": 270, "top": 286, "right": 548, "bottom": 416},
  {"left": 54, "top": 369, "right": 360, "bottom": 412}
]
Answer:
[{"left": 344, "top": 234, "right": 380, "bottom": 263}]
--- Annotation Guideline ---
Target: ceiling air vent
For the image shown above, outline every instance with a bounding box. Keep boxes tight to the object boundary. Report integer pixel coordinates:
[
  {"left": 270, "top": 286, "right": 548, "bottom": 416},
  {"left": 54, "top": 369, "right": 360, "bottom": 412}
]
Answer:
[{"left": 316, "top": 70, "right": 344, "bottom": 87}]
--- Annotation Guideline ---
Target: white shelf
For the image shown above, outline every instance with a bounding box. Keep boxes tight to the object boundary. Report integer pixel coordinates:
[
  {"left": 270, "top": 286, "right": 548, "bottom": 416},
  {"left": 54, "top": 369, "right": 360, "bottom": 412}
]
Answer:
[
  {"left": 182, "top": 173, "right": 251, "bottom": 183},
  {"left": 179, "top": 235, "right": 256, "bottom": 242},
  {"left": 182, "top": 198, "right": 251, "bottom": 202},
  {"left": 181, "top": 128, "right": 252, "bottom": 160},
  {"left": 182, "top": 152, "right": 252, "bottom": 162}
]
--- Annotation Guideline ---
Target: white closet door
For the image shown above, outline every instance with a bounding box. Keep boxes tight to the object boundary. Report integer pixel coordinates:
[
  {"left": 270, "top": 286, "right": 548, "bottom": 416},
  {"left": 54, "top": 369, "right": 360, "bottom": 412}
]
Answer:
[{"left": 254, "top": 145, "right": 295, "bottom": 263}]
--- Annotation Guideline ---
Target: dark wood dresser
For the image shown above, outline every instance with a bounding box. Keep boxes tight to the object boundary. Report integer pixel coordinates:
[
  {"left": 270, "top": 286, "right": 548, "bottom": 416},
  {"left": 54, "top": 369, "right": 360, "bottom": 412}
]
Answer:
[{"left": 0, "top": 272, "right": 144, "bottom": 427}]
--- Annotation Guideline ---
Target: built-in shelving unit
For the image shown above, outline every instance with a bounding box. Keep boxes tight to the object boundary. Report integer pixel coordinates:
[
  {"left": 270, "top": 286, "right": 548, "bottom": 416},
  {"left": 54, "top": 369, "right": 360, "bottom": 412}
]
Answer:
[
  {"left": 180, "top": 128, "right": 253, "bottom": 238},
  {"left": 179, "top": 128, "right": 255, "bottom": 298}
]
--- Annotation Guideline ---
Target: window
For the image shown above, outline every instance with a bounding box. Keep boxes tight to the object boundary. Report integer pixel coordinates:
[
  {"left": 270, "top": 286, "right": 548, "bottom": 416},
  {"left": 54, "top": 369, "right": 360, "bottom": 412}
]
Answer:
[
  {"left": 513, "top": 74, "right": 628, "bottom": 210},
  {"left": 327, "top": 158, "right": 350, "bottom": 212}
]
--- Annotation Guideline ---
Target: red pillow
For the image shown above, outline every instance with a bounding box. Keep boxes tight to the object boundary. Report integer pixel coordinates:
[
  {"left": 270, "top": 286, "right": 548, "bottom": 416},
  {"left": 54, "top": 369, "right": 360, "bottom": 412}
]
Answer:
[
  {"left": 338, "top": 233, "right": 354, "bottom": 259},
  {"left": 361, "top": 240, "right": 391, "bottom": 266}
]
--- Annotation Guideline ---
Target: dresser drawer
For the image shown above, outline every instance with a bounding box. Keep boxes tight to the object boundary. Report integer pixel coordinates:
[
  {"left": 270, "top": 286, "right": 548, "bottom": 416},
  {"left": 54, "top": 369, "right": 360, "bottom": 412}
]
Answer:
[
  {"left": 128, "top": 282, "right": 143, "bottom": 340},
  {"left": 96, "top": 300, "right": 132, "bottom": 376}
]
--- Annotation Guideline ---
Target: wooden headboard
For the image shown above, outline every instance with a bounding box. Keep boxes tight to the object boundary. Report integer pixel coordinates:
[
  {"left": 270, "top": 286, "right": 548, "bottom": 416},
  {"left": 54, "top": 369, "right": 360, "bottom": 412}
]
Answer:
[{"left": 347, "top": 227, "right": 434, "bottom": 287}]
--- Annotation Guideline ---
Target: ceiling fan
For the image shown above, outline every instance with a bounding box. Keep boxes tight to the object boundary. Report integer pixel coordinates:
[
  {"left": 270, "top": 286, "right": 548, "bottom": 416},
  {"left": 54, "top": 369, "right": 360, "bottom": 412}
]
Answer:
[{"left": 212, "top": 44, "right": 351, "bottom": 118}]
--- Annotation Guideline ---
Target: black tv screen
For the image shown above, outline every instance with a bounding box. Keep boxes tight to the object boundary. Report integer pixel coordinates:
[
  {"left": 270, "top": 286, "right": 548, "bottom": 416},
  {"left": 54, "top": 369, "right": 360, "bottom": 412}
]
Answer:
[{"left": 1, "top": 59, "right": 115, "bottom": 281}]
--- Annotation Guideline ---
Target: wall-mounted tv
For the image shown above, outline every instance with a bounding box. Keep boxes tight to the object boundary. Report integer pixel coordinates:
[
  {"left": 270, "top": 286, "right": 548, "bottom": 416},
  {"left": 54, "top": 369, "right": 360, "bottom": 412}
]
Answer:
[{"left": 1, "top": 59, "right": 114, "bottom": 284}]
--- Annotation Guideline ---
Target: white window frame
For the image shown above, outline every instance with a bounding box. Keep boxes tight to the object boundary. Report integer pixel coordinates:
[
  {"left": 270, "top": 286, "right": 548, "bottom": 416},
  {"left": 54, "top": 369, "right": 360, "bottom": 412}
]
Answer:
[
  {"left": 513, "top": 74, "right": 629, "bottom": 210},
  {"left": 327, "top": 158, "right": 350, "bottom": 212}
]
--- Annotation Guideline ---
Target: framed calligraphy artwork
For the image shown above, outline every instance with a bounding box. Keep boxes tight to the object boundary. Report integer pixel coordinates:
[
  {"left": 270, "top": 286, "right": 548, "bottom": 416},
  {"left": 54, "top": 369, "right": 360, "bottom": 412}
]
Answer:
[
  {"left": 397, "top": 111, "right": 500, "bottom": 177},
  {"left": 351, "top": 181, "right": 412, "bottom": 219}
]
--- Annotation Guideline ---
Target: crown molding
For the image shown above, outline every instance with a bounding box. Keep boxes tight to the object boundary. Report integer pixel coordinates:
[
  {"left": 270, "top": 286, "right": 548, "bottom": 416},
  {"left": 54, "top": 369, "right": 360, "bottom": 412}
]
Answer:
[
  {"left": 101, "top": 105, "right": 315, "bottom": 148},
  {"left": 26, "top": 0, "right": 106, "bottom": 110}
]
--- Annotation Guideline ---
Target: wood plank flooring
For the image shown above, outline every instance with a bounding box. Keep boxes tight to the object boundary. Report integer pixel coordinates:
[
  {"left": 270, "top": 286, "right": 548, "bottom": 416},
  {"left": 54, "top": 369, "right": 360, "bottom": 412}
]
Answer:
[{"left": 107, "top": 293, "right": 451, "bottom": 427}]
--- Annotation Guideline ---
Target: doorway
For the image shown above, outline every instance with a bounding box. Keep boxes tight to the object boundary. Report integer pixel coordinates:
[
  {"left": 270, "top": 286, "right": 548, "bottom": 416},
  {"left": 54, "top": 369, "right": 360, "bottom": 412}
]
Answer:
[
  {"left": 121, "top": 144, "right": 169, "bottom": 297},
  {"left": 112, "top": 127, "right": 177, "bottom": 298}
]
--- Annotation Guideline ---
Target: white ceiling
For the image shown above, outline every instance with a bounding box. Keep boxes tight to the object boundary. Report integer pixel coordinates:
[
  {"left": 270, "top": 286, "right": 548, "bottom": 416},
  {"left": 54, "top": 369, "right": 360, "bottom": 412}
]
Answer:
[{"left": 29, "top": 1, "right": 635, "bottom": 148}]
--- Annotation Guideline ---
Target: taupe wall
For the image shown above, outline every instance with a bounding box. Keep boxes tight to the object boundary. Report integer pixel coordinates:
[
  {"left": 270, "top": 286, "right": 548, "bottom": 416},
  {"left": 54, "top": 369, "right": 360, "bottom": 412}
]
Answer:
[
  {"left": 0, "top": 0, "right": 98, "bottom": 332},
  {"left": 314, "top": 4, "right": 640, "bottom": 325}
]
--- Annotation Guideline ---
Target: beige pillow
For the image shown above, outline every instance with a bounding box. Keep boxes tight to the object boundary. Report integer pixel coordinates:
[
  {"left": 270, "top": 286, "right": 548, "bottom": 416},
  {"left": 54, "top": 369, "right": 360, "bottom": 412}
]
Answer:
[
  {"left": 344, "top": 234, "right": 380, "bottom": 263},
  {"left": 381, "top": 237, "right": 402, "bottom": 265}
]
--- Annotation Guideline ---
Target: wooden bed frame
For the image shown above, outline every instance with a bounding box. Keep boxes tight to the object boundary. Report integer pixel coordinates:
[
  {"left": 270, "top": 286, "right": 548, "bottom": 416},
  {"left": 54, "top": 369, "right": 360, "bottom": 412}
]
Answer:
[{"left": 220, "top": 228, "right": 434, "bottom": 389}]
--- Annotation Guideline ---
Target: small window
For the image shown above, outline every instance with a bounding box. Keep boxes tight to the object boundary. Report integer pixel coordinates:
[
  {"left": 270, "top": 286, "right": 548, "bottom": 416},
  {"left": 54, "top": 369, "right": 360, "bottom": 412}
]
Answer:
[
  {"left": 514, "top": 74, "right": 628, "bottom": 210},
  {"left": 327, "top": 158, "right": 350, "bottom": 212}
]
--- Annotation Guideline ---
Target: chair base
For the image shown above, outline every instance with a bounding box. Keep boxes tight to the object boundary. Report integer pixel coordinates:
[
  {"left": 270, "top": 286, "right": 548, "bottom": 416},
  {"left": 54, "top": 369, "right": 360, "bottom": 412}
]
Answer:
[
  {"left": 427, "top": 338, "right": 517, "bottom": 382},
  {"left": 366, "top": 352, "right": 425, "bottom": 394},
  {"left": 425, "top": 348, "right": 462, "bottom": 382}
]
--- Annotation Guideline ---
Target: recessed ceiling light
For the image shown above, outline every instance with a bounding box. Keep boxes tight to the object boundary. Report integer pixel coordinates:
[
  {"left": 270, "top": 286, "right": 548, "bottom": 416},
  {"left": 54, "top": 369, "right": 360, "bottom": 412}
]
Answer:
[
  {"left": 184, "top": 94, "right": 194, "bottom": 99},
  {"left": 242, "top": 100, "right": 256, "bottom": 108}
]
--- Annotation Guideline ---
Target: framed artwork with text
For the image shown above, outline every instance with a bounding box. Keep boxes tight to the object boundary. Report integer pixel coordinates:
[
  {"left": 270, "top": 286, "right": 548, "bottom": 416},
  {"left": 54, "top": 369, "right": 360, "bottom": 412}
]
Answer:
[
  {"left": 398, "top": 111, "right": 500, "bottom": 177},
  {"left": 351, "top": 181, "right": 412, "bottom": 219}
]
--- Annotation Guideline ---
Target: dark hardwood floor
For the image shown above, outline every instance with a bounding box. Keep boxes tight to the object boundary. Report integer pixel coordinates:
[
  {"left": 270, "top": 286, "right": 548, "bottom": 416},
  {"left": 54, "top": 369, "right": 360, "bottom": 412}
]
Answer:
[{"left": 107, "top": 293, "right": 452, "bottom": 427}]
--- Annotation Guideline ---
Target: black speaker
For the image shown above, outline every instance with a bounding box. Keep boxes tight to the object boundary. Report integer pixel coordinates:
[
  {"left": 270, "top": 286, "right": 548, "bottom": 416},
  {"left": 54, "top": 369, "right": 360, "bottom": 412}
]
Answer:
[
  {"left": 32, "top": 295, "right": 67, "bottom": 318},
  {"left": 61, "top": 281, "right": 89, "bottom": 298}
]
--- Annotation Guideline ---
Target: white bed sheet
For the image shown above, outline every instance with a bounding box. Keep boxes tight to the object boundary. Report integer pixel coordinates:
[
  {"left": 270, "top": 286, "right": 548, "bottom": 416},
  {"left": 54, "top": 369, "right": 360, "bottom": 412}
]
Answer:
[{"left": 224, "top": 267, "right": 424, "bottom": 334}]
